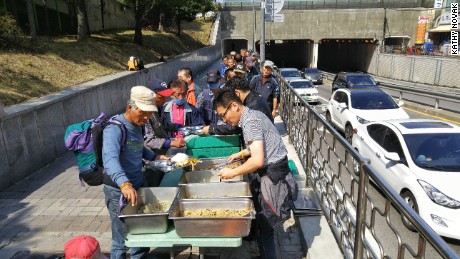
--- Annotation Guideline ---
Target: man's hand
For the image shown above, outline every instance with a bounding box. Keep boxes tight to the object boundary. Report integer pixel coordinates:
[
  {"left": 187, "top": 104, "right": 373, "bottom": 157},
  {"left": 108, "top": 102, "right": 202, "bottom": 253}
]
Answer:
[
  {"left": 272, "top": 109, "right": 277, "bottom": 119},
  {"left": 121, "top": 182, "right": 137, "bottom": 206},
  {"left": 202, "top": 126, "right": 210, "bottom": 135},
  {"left": 218, "top": 168, "right": 236, "bottom": 180},
  {"left": 227, "top": 152, "right": 242, "bottom": 163},
  {"left": 170, "top": 138, "right": 186, "bottom": 148}
]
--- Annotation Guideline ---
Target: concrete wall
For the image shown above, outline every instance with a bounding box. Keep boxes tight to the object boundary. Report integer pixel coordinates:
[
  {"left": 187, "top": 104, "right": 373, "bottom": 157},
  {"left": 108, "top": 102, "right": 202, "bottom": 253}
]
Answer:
[
  {"left": 368, "top": 50, "right": 460, "bottom": 87},
  {"left": 32, "top": 0, "right": 135, "bottom": 32},
  {"left": 0, "top": 43, "right": 221, "bottom": 191},
  {"left": 220, "top": 9, "right": 435, "bottom": 48}
]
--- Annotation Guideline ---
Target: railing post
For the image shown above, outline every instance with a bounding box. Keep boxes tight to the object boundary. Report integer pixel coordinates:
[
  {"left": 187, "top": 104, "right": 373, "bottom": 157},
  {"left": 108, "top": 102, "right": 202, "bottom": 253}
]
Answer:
[
  {"left": 399, "top": 91, "right": 403, "bottom": 102},
  {"left": 305, "top": 108, "right": 315, "bottom": 186},
  {"left": 435, "top": 99, "right": 439, "bottom": 109},
  {"left": 353, "top": 159, "right": 370, "bottom": 259}
]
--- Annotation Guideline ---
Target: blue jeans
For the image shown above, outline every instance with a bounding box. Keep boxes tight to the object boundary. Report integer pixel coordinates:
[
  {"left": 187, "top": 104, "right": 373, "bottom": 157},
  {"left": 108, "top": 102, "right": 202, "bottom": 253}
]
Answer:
[{"left": 103, "top": 185, "right": 149, "bottom": 259}]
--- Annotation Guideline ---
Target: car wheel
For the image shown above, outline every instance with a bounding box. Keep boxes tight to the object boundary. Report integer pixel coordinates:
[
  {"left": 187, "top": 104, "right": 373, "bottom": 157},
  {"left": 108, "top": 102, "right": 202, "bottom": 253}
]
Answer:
[
  {"left": 345, "top": 124, "right": 353, "bottom": 144},
  {"left": 326, "top": 111, "right": 332, "bottom": 125},
  {"left": 401, "top": 190, "right": 419, "bottom": 232}
]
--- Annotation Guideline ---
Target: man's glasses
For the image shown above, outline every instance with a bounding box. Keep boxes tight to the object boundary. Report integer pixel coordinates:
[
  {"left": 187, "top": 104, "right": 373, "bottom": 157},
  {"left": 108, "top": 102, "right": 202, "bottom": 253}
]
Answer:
[{"left": 219, "top": 104, "right": 232, "bottom": 119}]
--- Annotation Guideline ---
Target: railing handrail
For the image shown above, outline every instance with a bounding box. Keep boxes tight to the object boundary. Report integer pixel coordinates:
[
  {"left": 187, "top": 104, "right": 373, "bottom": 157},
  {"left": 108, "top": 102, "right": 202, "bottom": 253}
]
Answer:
[{"left": 276, "top": 72, "right": 459, "bottom": 258}]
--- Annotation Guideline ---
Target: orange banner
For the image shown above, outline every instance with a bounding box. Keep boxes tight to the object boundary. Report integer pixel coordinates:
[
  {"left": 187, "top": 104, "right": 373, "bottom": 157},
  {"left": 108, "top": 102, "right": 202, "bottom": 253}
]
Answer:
[{"left": 415, "top": 16, "right": 430, "bottom": 44}]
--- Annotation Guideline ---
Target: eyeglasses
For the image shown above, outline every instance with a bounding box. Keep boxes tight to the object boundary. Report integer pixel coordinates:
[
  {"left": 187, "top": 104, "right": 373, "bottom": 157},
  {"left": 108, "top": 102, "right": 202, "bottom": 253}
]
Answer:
[{"left": 219, "top": 104, "right": 232, "bottom": 119}]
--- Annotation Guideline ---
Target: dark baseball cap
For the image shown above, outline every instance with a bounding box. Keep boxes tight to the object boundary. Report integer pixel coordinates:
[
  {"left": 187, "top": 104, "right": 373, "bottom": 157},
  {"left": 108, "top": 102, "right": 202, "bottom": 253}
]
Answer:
[
  {"left": 207, "top": 70, "right": 221, "bottom": 83},
  {"left": 146, "top": 79, "right": 174, "bottom": 97}
]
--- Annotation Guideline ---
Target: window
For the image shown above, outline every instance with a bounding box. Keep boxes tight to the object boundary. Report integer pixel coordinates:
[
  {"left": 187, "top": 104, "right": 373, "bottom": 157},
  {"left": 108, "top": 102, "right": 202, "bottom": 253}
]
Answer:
[
  {"left": 367, "top": 124, "right": 387, "bottom": 145},
  {"left": 382, "top": 129, "right": 406, "bottom": 163}
]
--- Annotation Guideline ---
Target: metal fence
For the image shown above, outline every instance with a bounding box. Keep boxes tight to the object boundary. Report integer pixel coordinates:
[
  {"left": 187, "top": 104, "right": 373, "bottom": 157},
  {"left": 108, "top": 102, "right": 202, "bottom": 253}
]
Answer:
[
  {"left": 222, "top": 0, "right": 428, "bottom": 11},
  {"left": 277, "top": 75, "right": 459, "bottom": 258}
]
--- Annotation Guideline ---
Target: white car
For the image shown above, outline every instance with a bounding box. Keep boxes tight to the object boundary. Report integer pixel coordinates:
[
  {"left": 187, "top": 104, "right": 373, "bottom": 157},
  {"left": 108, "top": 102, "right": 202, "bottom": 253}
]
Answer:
[
  {"left": 289, "top": 79, "right": 319, "bottom": 103},
  {"left": 352, "top": 119, "right": 460, "bottom": 239},
  {"left": 279, "top": 68, "right": 303, "bottom": 82},
  {"left": 326, "top": 89, "right": 409, "bottom": 143}
]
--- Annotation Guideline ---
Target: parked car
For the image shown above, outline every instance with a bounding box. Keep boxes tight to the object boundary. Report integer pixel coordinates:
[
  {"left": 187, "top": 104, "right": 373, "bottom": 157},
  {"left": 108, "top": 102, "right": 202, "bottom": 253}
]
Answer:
[
  {"left": 331, "top": 72, "right": 379, "bottom": 93},
  {"left": 302, "top": 68, "right": 323, "bottom": 84},
  {"left": 278, "top": 68, "right": 303, "bottom": 82},
  {"left": 326, "top": 89, "right": 409, "bottom": 143},
  {"left": 289, "top": 79, "right": 319, "bottom": 104},
  {"left": 352, "top": 119, "right": 460, "bottom": 239}
]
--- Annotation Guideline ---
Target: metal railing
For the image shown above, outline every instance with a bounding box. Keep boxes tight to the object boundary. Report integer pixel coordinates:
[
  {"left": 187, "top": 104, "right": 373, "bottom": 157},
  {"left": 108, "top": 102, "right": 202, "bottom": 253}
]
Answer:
[
  {"left": 277, "top": 74, "right": 459, "bottom": 258},
  {"left": 222, "top": 0, "right": 428, "bottom": 11}
]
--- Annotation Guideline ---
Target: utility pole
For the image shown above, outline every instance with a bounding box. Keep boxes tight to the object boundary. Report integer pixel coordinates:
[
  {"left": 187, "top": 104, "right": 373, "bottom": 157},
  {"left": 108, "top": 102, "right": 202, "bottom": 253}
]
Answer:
[
  {"left": 252, "top": 0, "right": 256, "bottom": 52},
  {"left": 260, "top": 0, "right": 266, "bottom": 62}
]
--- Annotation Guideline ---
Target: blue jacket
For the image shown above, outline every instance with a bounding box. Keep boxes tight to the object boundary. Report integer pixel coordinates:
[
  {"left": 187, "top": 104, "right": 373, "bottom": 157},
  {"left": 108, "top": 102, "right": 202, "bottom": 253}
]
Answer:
[
  {"left": 161, "top": 101, "right": 204, "bottom": 137},
  {"left": 102, "top": 114, "right": 156, "bottom": 188},
  {"left": 249, "top": 74, "right": 280, "bottom": 109}
]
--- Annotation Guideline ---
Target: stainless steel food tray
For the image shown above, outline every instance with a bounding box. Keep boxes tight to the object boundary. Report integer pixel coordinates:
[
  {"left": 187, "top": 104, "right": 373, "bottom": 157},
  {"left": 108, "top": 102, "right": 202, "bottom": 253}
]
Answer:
[
  {"left": 184, "top": 157, "right": 228, "bottom": 171},
  {"left": 293, "top": 188, "right": 322, "bottom": 215},
  {"left": 178, "top": 170, "right": 243, "bottom": 185},
  {"left": 169, "top": 198, "right": 255, "bottom": 237},
  {"left": 119, "top": 187, "right": 180, "bottom": 234},
  {"left": 178, "top": 182, "right": 251, "bottom": 199}
]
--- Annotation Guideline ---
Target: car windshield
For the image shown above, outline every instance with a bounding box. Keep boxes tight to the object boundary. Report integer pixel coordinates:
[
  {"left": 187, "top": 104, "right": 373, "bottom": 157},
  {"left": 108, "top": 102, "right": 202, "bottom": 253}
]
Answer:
[
  {"left": 290, "top": 81, "right": 314, "bottom": 89},
  {"left": 403, "top": 133, "right": 460, "bottom": 171},
  {"left": 347, "top": 75, "right": 377, "bottom": 86},
  {"left": 305, "top": 68, "right": 319, "bottom": 73},
  {"left": 350, "top": 92, "right": 399, "bottom": 109},
  {"left": 281, "top": 70, "right": 301, "bottom": 78}
]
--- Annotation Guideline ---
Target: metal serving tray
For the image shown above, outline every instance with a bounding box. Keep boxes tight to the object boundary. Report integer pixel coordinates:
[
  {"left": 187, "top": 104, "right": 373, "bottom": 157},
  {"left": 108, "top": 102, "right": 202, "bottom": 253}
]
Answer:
[
  {"left": 119, "top": 187, "right": 180, "bottom": 234},
  {"left": 178, "top": 182, "right": 251, "bottom": 199},
  {"left": 178, "top": 170, "right": 243, "bottom": 185},
  {"left": 169, "top": 198, "right": 255, "bottom": 237},
  {"left": 185, "top": 157, "right": 228, "bottom": 171}
]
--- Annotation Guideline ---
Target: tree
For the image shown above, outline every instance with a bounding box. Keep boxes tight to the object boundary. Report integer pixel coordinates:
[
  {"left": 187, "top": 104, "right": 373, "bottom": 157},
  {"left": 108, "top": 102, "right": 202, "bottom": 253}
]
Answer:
[
  {"left": 67, "top": 0, "right": 76, "bottom": 33},
  {"left": 120, "top": 0, "right": 154, "bottom": 45},
  {"left": 42, "top": 0, "right": 52, "bottom": 37},
  {"left": 170, "top": 0, "right": 214, "bottom": 36},
  {"left": 76, "top": 0, "right": 90, "bottom": 41},
  {"left": 26, "top": 0, "right": 37, "bottom": 44}
]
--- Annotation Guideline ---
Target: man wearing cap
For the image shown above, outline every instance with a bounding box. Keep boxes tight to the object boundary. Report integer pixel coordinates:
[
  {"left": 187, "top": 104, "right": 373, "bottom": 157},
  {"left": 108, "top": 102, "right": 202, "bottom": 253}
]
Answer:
[
  {"left": 244, "top": 56, "right": 260, "bottom": 83},
  {"left": 249, "top": 60, "right": 280, "bottom": 119},
  {"left": 144, "top": 79, "right": 186, "bottom": 152},
  {"left": 178, "top": 67, "right": 202, "bottom": 107},
  {"left": 102, "top": 86, "right": 168, "bottom": 258},
  {"left": 234, "top": 63, "right": 246, "bottom": 78}
]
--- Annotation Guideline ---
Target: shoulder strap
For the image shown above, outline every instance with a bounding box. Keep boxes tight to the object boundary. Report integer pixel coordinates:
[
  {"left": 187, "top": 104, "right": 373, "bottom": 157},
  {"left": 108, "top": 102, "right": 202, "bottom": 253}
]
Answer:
[{"left": 107, "top": 118, "right": 127, "bottom": 150}]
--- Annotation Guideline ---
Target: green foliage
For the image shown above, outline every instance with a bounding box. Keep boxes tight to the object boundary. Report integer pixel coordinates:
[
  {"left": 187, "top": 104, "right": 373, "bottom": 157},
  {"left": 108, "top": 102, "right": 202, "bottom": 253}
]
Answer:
[{"left": 0, "top": 15, "right": 28, "bottom": 49}]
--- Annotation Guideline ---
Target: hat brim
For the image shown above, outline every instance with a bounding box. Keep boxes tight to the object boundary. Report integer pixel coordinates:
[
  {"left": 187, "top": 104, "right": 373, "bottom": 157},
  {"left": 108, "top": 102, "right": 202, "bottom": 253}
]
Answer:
[
  {"left": 156, "top": 88, "right": 174, "bottom": 97},
  {"left": 136, "top": 102, "right": 158, "bottom": 112}
]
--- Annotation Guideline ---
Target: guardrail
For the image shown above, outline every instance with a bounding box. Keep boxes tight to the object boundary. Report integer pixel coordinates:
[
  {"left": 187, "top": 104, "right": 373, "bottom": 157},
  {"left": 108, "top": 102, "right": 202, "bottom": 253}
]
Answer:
[
  {"left": 277, "top": 74, "right": 459, "bottom": 258},
  {"left": 221, "top": 0, "right": 427, "bottom": 11},
  {"left": 321, "top": 71, "right": 460, "bottom": 113}
]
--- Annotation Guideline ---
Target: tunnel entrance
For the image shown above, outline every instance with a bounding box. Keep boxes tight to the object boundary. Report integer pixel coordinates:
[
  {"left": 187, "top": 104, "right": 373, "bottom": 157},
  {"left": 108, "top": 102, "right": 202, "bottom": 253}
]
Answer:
[
  {"left": 318, "top": 38, "right": 378, "bottom": 73},
  {"left": 256, "top": 39, "right": 313, "bottom": 69},
  {"left": 222, "top": 39, "right": 248, "bottom": 55}
]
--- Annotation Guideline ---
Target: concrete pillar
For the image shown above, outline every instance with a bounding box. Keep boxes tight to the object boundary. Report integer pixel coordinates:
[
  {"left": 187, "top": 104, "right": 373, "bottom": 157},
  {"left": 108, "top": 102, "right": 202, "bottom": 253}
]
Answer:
[
  {"left": 312, "top": 43, "right": 319, "bottom": 68},
  {"left": 0, "top": 102, "right": 4, "bottom": 119}
]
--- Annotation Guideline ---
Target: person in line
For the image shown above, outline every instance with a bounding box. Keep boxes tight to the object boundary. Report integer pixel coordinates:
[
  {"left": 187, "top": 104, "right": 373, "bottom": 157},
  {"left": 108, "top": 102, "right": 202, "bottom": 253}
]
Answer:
[
  {"left": 224, "top": 76, "right": 273, "bottom": 123},
  {"left": 178, "top": 67, "right": 202, "bottom": 106},
  {"left": 161, "top": 79, "right": 204, "bottom": 137},
  {"left": 249, "top": 60, "right": 280, "bottom": 119},
  {"left": 220, "top": 68, "right": 236, "bottom": 89},
  {"left": 102, "top": 86, "right": 169, "bottom": 259},
  {"left": 144, "top": 79, "right": 186, "bottom": 152},
  {"left": 244, "top": 56, "right": 260, "bottom": 83},
  {"left": 213, "top": 90, "right": 297, "bottom": 259}
]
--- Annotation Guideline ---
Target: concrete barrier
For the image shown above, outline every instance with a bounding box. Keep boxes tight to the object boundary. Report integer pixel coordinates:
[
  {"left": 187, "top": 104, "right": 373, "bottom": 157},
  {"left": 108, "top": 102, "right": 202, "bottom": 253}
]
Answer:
[{"left": 0, "top": 43, "right": 222, "bottom": 191}]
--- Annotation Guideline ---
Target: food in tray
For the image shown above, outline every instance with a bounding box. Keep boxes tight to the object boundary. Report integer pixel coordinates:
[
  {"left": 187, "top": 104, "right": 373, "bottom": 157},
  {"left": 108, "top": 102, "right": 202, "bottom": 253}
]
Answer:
[
  {"left": 202, "top": 161, "right": 242, "bottom": 171},
  {"left": 171, "top": 153, "right": 202, "bottom": 170},
  {"left": 183, "top": 208, "right": 250, "bottom": 217},
  {"left": 138, "top": 200, "right": 171, "bottom": 214}
]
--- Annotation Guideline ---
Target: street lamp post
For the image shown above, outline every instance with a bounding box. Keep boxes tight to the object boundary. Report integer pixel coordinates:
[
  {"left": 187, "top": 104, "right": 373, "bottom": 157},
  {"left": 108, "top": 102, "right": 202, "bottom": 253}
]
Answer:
[{"left": 260, "top": 0, "right": 266, "bottom": 62}]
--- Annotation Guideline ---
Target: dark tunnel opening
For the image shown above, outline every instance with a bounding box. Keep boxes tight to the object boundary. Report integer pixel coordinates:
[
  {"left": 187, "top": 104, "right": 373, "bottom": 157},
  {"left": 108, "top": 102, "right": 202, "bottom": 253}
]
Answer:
[
  {"left": 318, "top": 38, "right": 378, "bottom": 73},
  {"left": 222, "top": 39, "right": 249, "bottom": 56},
  {"left": 256, "top": 39, "right": 313, "bottom": 69}
]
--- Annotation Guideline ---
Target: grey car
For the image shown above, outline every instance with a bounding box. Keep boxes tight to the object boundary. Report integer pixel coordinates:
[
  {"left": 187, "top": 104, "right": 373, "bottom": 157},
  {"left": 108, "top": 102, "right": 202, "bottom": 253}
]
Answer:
[{"left": 302, "top": 68, "right": 323, "bottom": 84}]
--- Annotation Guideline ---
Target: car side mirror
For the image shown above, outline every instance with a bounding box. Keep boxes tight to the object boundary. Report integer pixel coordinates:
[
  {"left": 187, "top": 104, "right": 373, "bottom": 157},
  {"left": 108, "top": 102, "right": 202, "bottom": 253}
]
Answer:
[
  {"left": 338, "top": 102, "right": 347, "bottom": 109},
  {"left": 376, "top": 81, "right": 380, "bottom": 85},
  {"left": 384, "top": 152, "right": 400, "bottom": 162},
  {"left": 398, "top": 100, "right": 405, "bottom": 106}
]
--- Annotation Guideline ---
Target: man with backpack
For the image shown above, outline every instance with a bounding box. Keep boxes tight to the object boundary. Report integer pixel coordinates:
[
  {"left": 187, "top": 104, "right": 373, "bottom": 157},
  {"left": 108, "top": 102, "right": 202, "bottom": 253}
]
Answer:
[{"left": 102, "top": 85, "right": 168, "bottom": 259}]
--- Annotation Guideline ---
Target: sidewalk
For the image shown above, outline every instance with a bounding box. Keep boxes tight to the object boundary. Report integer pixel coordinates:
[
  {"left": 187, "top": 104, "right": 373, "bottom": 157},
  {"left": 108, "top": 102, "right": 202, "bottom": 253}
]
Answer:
[{"left": 0, "top": 114, "right": 338, "bottom": 259}]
